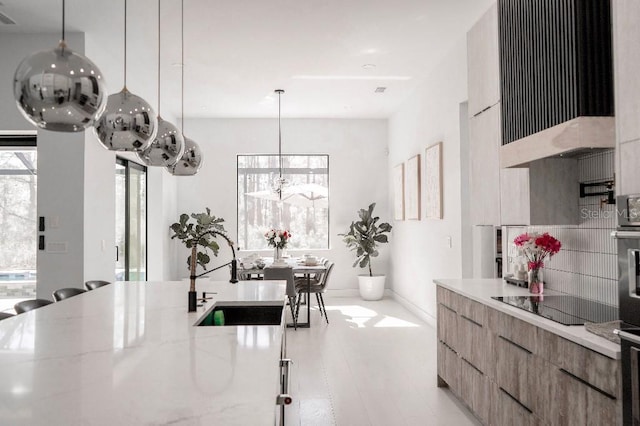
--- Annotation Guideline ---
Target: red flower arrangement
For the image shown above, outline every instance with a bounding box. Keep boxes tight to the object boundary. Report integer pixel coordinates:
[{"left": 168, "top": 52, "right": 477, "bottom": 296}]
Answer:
[
  {"left": 513, "top": 232, "right": 561, "bottom": 270},
  {"left": 264, "top": 229, "right": 291, "bottom": 249}
]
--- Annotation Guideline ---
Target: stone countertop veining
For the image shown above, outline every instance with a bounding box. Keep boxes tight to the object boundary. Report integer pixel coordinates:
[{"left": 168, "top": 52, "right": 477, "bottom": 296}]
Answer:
[
  {"left": 434, "top": 278, "right": 621, "bottom": 360},
  {"left": 0, "top": 280, "right": 287, "bottom": 425}
]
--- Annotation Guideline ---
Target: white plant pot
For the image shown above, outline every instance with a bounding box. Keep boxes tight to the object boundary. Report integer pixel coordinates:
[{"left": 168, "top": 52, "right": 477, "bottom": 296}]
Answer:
[{"left": 358, "top": 275, "right": 386, "bottom": 301}]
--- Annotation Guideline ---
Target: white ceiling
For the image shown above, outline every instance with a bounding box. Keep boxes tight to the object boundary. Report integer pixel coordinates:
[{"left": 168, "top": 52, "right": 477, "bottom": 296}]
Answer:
[{"left": 0, "top": 0, "right": 493, "bottom": 119}]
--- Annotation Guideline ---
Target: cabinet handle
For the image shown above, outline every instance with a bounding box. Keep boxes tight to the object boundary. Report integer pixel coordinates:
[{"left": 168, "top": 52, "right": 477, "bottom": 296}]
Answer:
[
  {"left": 559, "top": 368, "right": 616, "bottom": 401},
  {"left": 439, "top": 303, "right": 456, "bottom": 314},
  {"left": 498, "top": 335, "right": 532, "bottom": 355},
  {"left": 499, "top": 387, "right": 533, "bottom": 414},
  {"left": 460, "top": 314, "right": 483, "bottom": 328}
]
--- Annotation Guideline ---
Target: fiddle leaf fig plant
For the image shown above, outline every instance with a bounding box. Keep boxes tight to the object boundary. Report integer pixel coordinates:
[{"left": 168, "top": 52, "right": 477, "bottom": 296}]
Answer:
[
  {"left": 339, "top": 203, "right": 392, "bottom": 277},
  {"left": 170, "top": 207, "right": 227, "bottom": 271}
]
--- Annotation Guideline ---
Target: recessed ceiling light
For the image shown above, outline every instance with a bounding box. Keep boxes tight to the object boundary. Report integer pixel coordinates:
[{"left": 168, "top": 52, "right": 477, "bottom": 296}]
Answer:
[
  {"left": 375, "top": 87, "right": 386, "bottom": 93},
  {"left": 171, "top": 62, "right": 183, "bottom": 67},
  {"left": 362, "top": 64, "right": 376, "bottom": 70},
  {"left": 362, "top": 48, "right": 378, "bottom": 55}
]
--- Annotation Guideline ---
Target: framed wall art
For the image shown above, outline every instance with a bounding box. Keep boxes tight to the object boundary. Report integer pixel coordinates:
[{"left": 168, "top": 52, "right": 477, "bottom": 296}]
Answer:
[
  {"left": 393, "top": 163, "right": 405, "bottom": 220},
  {"left": 405, "top": 154, "right": 421, "bottom": 220},
  {"left": 425, "top": 142, "right": 443, "bottom": 219}
]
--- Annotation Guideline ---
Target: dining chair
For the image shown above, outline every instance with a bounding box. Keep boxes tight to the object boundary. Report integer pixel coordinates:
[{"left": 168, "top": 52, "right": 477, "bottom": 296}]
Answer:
[
  {"left": 14, "top": 299, "right": 53, "bottom": 314},
  {"left": 263, "top": 266, "right": 298, "bottom": 329},
  {"left": 85, "top": 280, "right": 111, "bottom": 291},
  {"left": 53, "top": 287, "right": 86, "bottom": 302},
  {"left": 295, "top": 261, "right": 333, "bottom": 324},
  {"left": 0, "top": 312, "right": 14, "bottom": 321}
]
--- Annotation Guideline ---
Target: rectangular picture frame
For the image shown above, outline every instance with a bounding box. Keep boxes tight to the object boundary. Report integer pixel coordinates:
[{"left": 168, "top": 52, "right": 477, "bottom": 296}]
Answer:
[
  {"left": 393, "top": 163, "right": 405, "bottom": 220},
  {"left": 405, "top": 154, "right": 421, "bottom": 220},
  {"left": 425, "top": 142, "right": 443, "bottom": 219}
]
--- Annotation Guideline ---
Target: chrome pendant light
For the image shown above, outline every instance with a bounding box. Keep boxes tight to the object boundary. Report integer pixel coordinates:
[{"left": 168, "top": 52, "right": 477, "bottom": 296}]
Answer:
[
  {"left": 95, "top": 0, "right": 158, "bottom": 151},
  {"left": 271, "top": 89, "right": 289, "bottom": 199},
  {"left": 13, "top": 0, "right": 108, "bottom": 132},
  {"left": 168, "top": 0, "right": 203, "bottom": 176},
  {"left": 138, "top": 0, "right": 185, "bottom": 167}
]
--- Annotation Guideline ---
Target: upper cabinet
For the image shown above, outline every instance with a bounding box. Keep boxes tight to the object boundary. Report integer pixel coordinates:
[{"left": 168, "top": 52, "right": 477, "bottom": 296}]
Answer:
[
  {"left": 467, "top": 3, "right": 500, "bottom": 117},
  {"left": 613, "top": 0, "right": 640, "bottom": 195}
]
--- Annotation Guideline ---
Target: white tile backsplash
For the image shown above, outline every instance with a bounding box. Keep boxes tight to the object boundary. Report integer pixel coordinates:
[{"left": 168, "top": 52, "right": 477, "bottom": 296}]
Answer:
[{"left": 505, "top": 149, "right": 618, "bottom": 306}]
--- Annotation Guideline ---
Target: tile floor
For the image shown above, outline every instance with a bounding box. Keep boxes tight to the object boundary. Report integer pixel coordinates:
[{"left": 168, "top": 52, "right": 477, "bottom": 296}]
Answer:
[{"left": 285, "top": 295, "right": 480, "bottom": 426}]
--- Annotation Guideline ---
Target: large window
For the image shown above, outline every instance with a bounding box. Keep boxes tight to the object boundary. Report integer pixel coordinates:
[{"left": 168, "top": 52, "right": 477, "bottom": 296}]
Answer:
[
  {"left": 115, "top": 158, "right": 147, "bottom": 281},
  {"left": 0, "top": 136, "right": 37, "bottom": 310},
  {"left": 237, "top": 155, "right": 329, "bottom": 250}
]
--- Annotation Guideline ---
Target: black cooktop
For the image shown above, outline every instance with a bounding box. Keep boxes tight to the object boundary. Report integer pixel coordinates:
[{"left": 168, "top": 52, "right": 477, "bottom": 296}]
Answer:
[{"left": 491, "top": 295, "right": 619, "bottom": 326}]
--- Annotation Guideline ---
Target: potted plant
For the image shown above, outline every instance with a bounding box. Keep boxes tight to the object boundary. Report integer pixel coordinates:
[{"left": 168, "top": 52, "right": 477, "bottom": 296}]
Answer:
[
  {"left": 170, "top": 208, "right": 234, "bottom": 311},
  {"left": 340, "top": 203, "right": 392, "bottom": 300}
]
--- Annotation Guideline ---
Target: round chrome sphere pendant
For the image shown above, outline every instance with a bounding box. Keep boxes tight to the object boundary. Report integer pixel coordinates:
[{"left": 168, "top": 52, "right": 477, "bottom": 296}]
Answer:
[
  {"left": 167, "top": 137, "right": 203, "bottom": 176},
  {"left": 137, "top": 117, "right": 185, "bottom": 167},
  {"left": 13, "top": 41, "right": 108, "bottom": 132},
  {"left": 94, "top": 88, "right": 158, "bottom": 151}
]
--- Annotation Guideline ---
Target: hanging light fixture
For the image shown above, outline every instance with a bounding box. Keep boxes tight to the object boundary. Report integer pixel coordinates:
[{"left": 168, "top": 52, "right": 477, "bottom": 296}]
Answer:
[
  {"left": 168, "top": 0, "right": 203, "bottom": 176},
  {"left": 13, "top": 0, "right": 108, "bottom": 132},
  {"left": 94, "top": 0, "right": 158, "bottom": 151},
  {"left": 271, "top": 89, "right": 289, "bottom": 199},
  {"left": 138, "top": 0, "right": 185, "bottom": 167}
]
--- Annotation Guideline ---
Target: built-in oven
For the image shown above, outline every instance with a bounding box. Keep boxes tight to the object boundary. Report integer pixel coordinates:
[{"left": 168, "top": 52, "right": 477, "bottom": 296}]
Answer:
[{"left": 613, "top": 194, "right": 640, "bottom": 425}]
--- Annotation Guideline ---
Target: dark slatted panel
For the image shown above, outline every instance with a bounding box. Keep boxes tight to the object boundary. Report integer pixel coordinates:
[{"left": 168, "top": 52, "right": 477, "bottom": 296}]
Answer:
[{"left": 498, "top": 0, "right": 613, "bottom": 146}]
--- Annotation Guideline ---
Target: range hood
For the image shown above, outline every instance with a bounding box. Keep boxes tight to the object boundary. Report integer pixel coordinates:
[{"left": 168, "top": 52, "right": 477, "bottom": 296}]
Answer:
[
  {"left": 497, "top": 0, "right": 614, "bottom": 168},
  {"left": 500, "top": 116, "right": 615, "bottom": 168}
]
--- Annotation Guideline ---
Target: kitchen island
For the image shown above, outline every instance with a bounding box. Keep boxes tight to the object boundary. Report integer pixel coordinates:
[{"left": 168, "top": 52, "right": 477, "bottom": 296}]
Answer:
[
  {"left": 0, "top": 280, "right": 287, "bottom": 425},
  {"left": 435, "top": 278, "right": 621, "bottom": 425}
]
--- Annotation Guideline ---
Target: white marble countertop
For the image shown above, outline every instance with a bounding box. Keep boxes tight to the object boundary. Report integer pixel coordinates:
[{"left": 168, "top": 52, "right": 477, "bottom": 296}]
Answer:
[
  {"left": 0, "top": 280, "right": 287, "bottom": 425},
  {"left": 434, "top": 278, "right": 621, "bottom": 360}
]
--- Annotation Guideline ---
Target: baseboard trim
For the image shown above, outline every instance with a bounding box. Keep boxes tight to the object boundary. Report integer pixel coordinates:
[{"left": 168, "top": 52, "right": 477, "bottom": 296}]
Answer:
[
  {"left": 326, "top": 288, "right": 360, "bottom": 297},
  {"left": 388, "top": 289, "right": 436, "bottom": 328}
]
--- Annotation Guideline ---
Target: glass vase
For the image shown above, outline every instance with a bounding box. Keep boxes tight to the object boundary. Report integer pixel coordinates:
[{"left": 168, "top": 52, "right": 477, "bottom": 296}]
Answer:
[
  {"left": 528, "top": 268, "right": 544, "bottom": 294},
  {"left": 274, "top": 246, "right": 281, "bottom": 262}
]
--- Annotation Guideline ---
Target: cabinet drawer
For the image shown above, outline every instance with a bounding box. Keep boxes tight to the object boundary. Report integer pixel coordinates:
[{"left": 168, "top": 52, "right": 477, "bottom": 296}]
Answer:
[
  {"left": 458, "top": 295, "right": 486, "bottom": 326},
  {"left": 547, "top": 365, "right": 620, "bottom": 426},
  {"left": 437, "top": 341, "right": 460, "bottom": 392},
  {"left": 488, "top": 307, "right": 538, "bottom": 354},
  {"left": 459, "top": 358, "right": 490, "bottom": 424},
  {"left": 539, "top": 328, "right": 620, "bottom": 399},
  {"left": 457, "top": 312, "right": 487, "bottom": 373},
  {"left": 436, "top": 286, "right": 459, "bottom": 312},
  {"left": 490, "top": 381, "right": 541, "bottom": 426},
  {"left": 495, "top": 334, "right": 540, "bottom": 413},
  {"left": 437, "top": 304, "right": 458, "bottom": 351}
]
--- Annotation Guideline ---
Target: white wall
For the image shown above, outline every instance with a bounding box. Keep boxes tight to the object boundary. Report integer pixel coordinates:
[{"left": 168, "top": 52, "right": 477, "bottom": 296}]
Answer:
[
  {"left": 175, "top": 118, "right": 389, "bottom": 289},
  {"left": 388, "top": 37, "right": 469, "bottom": 321}
]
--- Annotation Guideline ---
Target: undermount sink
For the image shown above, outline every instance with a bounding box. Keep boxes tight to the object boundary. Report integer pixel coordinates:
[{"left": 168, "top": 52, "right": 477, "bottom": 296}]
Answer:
[{"left": 196, "top": 301, "right": 284, "bottom": 326}]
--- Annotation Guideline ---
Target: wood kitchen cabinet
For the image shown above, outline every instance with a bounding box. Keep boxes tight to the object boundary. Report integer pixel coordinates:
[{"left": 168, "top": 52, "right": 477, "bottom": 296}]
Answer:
[
  {"left": 613, "top": 0, "right": 640, "bottom": 195},
  {"left": 467, "top": 3, "right": 499, "bottom": 117},
  {"left": 436, "top": 284, "right": 622, "bottom": 425}
]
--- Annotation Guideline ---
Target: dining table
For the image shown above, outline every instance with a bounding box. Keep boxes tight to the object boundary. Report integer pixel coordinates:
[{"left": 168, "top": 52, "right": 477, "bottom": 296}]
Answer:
[{"left": 238, "top": 257, "right": 327, "bottom": 328}]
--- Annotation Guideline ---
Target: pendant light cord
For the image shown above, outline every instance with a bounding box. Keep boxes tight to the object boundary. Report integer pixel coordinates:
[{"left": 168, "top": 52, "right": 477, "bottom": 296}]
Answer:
[
  {"left": 181, "top": 0, "right": 184, "bottom": 134},
  {"left": 61, "top": 0, "right": 65, "bottom": 41},
  {"left": 278, "top": 90, "right": 283, "bottom": 178},
  {"left": 123, "top": 0, "right": 127, "bottom": 88},
  {"left": 157, "top": 0, "right": 162, "bottom": 117}
]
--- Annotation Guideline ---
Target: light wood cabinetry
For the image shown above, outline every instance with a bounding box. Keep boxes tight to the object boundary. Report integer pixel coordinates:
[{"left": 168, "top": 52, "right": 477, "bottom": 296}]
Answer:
[
  {"left": 613, "top": 0, "right": 640, "bottom": 195},
  {"left": 467, "top": 3, "right": 499, "bottom": 117},
  {"left": 436, "top": 285, "right": 621, "bottom": 425}
]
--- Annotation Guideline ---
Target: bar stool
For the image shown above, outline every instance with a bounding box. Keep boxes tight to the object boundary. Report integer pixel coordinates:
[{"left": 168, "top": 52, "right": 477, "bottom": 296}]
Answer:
[
  {"left": 14, "top": 299, "right": 53, "bottom": 314},
  {"left": 53, "top": 287, "right": 86, "bottom": 302},
  {"left": 85, "top": 280, "right": 111, "bottom": 291}
]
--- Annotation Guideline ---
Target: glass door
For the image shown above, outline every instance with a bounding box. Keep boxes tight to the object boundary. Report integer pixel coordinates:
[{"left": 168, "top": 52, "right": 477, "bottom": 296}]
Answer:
[
  {"left": 115, "top": 158, "right": 147, "bottom": 281},
  {"left": 0, "top": 136, "right": 37, "bottom": 312}
]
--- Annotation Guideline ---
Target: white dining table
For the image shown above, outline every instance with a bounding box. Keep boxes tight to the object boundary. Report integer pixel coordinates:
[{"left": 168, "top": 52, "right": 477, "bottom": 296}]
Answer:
[{"left": 238, "top": 258, "right": 327, "bottom": 328}]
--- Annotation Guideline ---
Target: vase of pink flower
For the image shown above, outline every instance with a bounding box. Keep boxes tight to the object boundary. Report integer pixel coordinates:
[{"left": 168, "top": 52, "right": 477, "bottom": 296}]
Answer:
[
  {"left": 513, "top": 232, "right": 562, "bottom": 294},
  {"left": 265, "top": 229, "right": 291, "bottom": 261}
]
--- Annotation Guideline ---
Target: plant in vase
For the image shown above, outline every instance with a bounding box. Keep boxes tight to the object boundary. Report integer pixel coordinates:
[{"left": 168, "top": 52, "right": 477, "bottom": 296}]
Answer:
[
  {"left": 513, "top": 232, "right": 561, "bottom": 294},
  {"left": 265, "top": 229, "right": 291, "bottom": 262},
  {"left": 170, "top": 208, "right": 236, "bottom": 311},
  {"left": 339, "top": 203, "right": 392, "bottom": 301}
]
